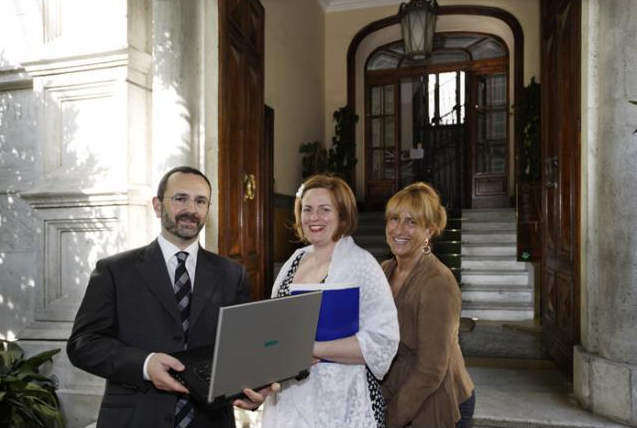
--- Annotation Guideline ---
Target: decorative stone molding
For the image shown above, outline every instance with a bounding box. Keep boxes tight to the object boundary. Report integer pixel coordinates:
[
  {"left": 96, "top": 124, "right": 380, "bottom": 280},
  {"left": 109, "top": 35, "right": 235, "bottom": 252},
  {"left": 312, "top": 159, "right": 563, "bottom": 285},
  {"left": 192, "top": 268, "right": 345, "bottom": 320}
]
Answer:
[
  {"left": 18, "top": 191, "right": 151, "bottom": 340},
  {"left": 0, "top": 68, "right": 33, "bottom": 92}
]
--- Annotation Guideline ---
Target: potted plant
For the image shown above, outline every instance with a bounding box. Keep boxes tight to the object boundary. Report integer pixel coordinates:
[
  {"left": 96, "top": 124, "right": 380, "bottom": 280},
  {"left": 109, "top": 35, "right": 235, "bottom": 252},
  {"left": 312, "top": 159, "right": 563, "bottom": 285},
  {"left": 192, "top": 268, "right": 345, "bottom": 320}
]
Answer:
[
  {"left": 327, "top": 106, "right": 359, "bottom": 185},
  {"left": 0, "top": 340, "right": 64, "bottom": 427},
  {"left": 299, "top": 140, "right": 328, "bottom": 178},
  {"left": 299, "top": 106, "right": 359, "bottom": 183}
]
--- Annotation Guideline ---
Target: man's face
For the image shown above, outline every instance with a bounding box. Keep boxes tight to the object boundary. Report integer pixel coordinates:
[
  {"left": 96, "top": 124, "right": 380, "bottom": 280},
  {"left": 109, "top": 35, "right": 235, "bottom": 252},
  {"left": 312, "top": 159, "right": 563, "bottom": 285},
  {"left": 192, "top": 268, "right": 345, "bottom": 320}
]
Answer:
[{"left": 152, "top": 172, "right": 211, "bottom": 248}]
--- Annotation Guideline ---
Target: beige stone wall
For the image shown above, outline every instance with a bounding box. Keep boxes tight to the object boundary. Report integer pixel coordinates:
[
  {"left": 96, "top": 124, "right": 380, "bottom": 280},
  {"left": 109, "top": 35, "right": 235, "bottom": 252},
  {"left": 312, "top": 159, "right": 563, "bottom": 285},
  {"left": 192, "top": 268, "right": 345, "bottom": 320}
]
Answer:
[
  {"left": 323, "top": 0, "right": 541, "bottom": 198},
  {"left": 262, "top": 0, "right": 325, "bottom": 196}
]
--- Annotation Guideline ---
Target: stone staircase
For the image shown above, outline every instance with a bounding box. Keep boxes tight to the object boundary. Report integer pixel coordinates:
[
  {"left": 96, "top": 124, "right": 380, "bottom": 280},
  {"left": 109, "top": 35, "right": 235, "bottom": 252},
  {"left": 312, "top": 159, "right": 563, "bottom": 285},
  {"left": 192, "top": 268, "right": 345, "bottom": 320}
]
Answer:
[
  {"left": 354, "top": 211, "right": 391, "bottom": 261},
  {"left": 460, "top": 208, "right": 534, "bottom": 321}
]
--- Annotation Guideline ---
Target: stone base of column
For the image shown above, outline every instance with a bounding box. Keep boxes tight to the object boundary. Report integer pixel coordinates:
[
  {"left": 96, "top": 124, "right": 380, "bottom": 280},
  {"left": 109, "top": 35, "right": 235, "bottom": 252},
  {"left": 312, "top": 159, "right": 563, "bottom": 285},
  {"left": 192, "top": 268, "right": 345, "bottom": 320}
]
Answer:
[{"left": 574, "top": 345, "right": 637, "bottom": 426}]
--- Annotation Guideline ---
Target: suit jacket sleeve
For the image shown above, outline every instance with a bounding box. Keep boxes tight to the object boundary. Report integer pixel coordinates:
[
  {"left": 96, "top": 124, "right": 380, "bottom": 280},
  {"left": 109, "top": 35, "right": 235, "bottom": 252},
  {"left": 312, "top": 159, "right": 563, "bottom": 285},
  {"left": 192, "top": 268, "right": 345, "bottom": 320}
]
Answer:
[
  {"left": 67, "top": 258, "right": 149, "bottom": 389},
  {"left": 387, "top": 274, "right": 460, "bottom": 427}
]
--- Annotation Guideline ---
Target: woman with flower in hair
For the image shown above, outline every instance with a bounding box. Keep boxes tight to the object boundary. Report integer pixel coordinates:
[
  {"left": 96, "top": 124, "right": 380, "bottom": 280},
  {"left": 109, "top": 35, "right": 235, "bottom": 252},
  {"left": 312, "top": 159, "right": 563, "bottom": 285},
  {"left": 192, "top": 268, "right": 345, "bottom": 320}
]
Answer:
[
  {"left": 381, "top": 182, "right": 475, "bottom": 428},
  {"left": 262, "top": 174, "right": 399, "bottom": 428}
]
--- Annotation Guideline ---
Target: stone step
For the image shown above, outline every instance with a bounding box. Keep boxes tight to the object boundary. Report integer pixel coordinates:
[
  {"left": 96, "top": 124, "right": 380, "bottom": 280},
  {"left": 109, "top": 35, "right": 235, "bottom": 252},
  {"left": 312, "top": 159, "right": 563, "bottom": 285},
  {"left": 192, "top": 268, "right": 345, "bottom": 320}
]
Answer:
[
  {"left": 463, "top": 221, "right": 516, "bottom": 232},
  {"left": 461, "top": 208, "right": 516, "bottom": 222},
  {"left": 462, "top": 270, "right": 530, "bottom": 286},
  {"left": 461, "top": 284, "right": 533, "bottom": 304},
  {"left": 462, "top": 302, "right": 534, "bottom": 321},
  {"left": 434, "top": 240, "right": 462, "bottom": 253},
  {"left": 462, "top": 256, "right": 527, "bottom": 271},
  {"left": 439, "top": 228, "right": 461, "bottom": 241},
  {"left": 462, "top": 243, "right": 517, "bottom": 256},
  {"left": 358, "top": 212, "right": 385, "bottom": 223},
  {"left": 462, "top": 231, "right": 516, "bottom": 243},
  {"left": 355, "top": 223, "right": 385, "bottom": 234},
  {"left": 354, "top": 235, "right": 387, "bottom": 246}
]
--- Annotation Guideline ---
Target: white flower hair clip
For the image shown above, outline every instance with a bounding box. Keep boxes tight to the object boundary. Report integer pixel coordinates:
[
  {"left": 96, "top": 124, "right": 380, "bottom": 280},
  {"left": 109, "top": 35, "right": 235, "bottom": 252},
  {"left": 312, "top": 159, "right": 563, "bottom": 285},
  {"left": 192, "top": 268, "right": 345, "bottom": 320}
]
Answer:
[{"left": 295, "top": 183, "right": 305, "bottom": 199}]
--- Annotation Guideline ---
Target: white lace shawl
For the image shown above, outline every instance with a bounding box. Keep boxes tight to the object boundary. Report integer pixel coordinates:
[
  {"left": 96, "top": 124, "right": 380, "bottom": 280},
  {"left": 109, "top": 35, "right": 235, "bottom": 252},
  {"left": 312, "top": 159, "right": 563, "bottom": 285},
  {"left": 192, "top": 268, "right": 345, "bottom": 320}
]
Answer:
[{"left": 261, "top": 236, "right": 399, "bottom": 428}]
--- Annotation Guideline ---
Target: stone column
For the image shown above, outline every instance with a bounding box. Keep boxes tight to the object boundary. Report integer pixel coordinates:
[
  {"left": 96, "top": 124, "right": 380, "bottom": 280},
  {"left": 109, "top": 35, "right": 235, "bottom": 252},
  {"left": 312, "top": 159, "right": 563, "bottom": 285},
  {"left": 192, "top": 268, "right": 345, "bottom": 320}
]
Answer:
[
  {"left": 0, "top": 1, "right": 152, "bottom": 426},
  {"left": 575, "top": 1, "right": 637, "bottom": 426}
]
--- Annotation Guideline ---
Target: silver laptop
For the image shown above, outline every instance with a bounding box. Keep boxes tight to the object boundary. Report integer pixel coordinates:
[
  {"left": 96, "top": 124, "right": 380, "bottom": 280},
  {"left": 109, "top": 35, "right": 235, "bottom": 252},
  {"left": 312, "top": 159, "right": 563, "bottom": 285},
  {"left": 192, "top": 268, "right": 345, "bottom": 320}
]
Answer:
[{"left": 170, "top": 291, "right": 322, "bottom": 405}]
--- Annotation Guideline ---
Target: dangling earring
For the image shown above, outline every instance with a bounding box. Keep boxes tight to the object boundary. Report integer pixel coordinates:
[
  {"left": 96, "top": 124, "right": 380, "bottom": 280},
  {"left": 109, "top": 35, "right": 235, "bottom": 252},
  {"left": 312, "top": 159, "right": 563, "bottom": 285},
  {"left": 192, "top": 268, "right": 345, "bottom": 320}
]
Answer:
[{"left": 423, "top": 238, "right": 431, "bottom": 255}]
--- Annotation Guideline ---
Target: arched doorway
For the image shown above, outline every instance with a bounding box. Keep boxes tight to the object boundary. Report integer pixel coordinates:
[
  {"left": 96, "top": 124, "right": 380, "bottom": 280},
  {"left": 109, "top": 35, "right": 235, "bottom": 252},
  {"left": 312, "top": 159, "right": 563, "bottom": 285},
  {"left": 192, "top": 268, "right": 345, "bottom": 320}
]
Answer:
[
  {"left": 346, "top": 6, "right": 524, "bottom": 211},
  {"left": 364, "top": 33, "right": 509, "bottom": 215}
]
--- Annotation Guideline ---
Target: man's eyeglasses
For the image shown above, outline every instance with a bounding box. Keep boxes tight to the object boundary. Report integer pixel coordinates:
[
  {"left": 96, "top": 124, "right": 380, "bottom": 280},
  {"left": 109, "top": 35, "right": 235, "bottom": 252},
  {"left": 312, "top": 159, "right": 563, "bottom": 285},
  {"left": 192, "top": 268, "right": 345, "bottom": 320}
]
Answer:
[{"left": 165, "top": 194, "right": 211, "bottom": 210}]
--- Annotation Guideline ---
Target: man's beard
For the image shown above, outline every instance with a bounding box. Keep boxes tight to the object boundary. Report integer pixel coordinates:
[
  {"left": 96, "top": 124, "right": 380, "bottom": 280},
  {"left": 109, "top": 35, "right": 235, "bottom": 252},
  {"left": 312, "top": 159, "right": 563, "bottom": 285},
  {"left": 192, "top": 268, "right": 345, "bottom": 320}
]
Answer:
[{"left": 161, "top": 208, "right": 205, "bottom": 240}]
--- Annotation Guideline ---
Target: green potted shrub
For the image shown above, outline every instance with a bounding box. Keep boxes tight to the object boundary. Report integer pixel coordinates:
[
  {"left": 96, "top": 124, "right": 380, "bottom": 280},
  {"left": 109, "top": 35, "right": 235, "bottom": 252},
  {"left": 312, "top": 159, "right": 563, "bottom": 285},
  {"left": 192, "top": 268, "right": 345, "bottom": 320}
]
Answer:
[
  {"left": 298, "top": 106, "right": 359, "bottom": 183},
  {"left": 0, "top": 340, "right": 64, "bottom": 427}
]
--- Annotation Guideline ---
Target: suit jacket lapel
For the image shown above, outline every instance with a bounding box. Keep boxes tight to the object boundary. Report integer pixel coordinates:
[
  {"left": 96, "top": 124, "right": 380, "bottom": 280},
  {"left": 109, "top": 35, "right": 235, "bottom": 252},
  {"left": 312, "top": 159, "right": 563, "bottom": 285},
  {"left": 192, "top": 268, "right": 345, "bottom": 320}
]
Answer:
[
  {"left": 136, "top": 240, "right": 182, "bottom": 326},
  {"left": 189, "top": 247, "right": 222, "bottom": 327}
]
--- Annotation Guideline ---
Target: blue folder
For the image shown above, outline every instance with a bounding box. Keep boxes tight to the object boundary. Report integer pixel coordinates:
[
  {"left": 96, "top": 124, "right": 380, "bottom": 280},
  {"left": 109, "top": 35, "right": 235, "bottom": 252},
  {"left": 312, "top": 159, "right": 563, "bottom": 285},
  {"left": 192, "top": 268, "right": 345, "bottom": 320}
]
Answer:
[{"left": 289, "top": 282, "right": 359, "bottom": 341}]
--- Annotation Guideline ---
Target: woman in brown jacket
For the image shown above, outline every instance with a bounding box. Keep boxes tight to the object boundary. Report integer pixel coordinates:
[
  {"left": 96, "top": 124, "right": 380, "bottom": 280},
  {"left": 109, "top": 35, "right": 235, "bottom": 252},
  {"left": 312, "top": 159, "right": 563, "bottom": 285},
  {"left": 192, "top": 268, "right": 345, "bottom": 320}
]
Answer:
[{"left": 381, "top": 182, "right": 475, "bottom": 428}]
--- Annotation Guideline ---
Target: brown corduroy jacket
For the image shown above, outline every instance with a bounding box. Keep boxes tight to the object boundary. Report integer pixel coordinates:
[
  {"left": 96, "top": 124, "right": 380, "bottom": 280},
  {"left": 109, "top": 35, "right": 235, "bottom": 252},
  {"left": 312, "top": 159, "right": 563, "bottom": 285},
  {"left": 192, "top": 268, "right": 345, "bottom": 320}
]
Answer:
[{"left": 381, "top": 253, "right": 474, "bottom": 428}]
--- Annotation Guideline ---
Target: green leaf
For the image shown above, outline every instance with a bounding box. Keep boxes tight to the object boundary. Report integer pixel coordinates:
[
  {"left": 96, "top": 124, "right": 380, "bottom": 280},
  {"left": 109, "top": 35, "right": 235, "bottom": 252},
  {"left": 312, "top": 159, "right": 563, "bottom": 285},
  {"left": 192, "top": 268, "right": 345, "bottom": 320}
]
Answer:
[
  {"left": 0, "top": 342, "right": 64, "bottom": 427},
  {"left": 21, "top": 349, "right": 60, "bottom": 372}
]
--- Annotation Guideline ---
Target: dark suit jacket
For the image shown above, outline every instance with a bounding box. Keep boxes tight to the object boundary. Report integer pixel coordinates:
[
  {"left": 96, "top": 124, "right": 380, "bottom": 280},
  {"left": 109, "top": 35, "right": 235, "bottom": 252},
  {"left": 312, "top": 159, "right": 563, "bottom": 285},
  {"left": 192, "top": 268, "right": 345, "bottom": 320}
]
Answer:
[{"left": 67, "top": 240, "right": 251, "bottom": 428}]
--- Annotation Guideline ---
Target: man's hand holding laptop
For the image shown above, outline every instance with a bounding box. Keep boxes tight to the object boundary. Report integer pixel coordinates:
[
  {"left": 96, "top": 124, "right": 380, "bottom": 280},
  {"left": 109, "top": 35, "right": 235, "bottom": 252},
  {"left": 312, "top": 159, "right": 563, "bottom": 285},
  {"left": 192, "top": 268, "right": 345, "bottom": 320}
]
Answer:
[
  {"left": 147, "top": 352, "right": 280, "bottom": 409},
  {"left": 233, "top": 382, "right": 281, "bottom": 410}
]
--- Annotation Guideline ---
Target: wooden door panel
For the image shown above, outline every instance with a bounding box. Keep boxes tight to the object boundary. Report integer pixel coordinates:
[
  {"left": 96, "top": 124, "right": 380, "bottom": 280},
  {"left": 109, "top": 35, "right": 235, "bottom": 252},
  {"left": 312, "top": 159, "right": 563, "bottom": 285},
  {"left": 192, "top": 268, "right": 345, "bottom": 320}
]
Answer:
[
  {"left": 540, "top": 0, "right": 581, "bottom": 375},
  {"left": 222, "top": 37, "right": 245, "bottom": 259},
  {"left": 219, "top": 0, "right": 266, "bottom": 299},
  {"left": 243, "top": 57, "right": 262, "bottom": 257}
]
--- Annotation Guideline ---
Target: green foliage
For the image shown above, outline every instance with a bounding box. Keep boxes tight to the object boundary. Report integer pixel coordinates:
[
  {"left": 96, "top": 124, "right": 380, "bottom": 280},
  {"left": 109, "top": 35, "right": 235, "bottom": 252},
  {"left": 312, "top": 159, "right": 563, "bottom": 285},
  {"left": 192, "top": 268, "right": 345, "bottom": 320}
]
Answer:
[
  {"left": 516, "top": 77, "right": 541, "bottom": 182},
  {"left": 327, "top": 106, "right": 359, "bottom": 181},
  {"left": 300, "top": 141, "right": 329, "bottom": 178},
  {"left": 299, "top": 106, "right": 360, "bottom": 183},
  {"left": 0, "top": 340, "right": 64, "bottom": 428}
]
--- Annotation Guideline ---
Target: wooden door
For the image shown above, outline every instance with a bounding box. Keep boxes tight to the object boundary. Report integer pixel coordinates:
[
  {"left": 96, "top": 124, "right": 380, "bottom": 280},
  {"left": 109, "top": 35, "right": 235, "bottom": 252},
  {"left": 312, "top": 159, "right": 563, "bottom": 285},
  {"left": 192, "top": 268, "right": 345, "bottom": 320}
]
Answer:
[
  {"left": 366, "top": 82, "right": 400, "bottom": 208},
  {"left": 540, "top": 0, "right": 581, "bottom": 374},
  {"left": 218, "top": 0, "right": 267, "bottom": 299},
  {"left": 467, "top": 72, "right": 509, "bottom": 208}
]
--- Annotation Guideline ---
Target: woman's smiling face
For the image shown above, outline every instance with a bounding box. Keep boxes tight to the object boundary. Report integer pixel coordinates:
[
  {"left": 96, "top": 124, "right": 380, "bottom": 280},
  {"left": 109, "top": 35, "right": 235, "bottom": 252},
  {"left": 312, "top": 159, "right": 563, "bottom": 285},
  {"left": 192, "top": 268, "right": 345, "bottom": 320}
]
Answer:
[
  {"left": 301, "top": 188, "right": 339, "bottom": 247},
  {"left": 385, "top": 210, "right": 431, "bottom": 259}
]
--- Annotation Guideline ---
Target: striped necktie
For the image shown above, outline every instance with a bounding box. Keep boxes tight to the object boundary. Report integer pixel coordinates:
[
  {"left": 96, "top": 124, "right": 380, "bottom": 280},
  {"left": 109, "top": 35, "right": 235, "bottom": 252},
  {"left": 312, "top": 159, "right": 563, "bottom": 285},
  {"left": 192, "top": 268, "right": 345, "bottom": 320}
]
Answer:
[{"left": 174, "top": 251, "right": 194, "bottom": 428}]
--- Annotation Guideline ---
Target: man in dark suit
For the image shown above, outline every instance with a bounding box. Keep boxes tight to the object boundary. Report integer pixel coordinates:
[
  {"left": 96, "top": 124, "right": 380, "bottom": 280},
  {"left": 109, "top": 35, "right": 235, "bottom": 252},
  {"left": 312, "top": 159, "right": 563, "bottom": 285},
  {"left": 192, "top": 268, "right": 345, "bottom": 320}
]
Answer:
[{"left": 67, "top": 166, "right": 271, "bottom": 428}]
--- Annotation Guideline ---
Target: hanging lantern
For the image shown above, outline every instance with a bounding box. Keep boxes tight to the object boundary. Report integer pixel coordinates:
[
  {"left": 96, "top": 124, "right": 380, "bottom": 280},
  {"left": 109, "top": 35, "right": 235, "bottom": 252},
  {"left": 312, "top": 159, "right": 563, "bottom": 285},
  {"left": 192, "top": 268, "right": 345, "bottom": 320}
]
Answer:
[{"left": 399, "top": 0, "right": 438, "bottom": 60}]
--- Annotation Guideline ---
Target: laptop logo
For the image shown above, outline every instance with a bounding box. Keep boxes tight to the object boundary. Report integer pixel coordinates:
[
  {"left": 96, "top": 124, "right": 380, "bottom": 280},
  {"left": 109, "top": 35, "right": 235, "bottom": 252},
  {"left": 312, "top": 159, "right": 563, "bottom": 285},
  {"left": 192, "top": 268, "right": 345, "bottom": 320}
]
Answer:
[{"left": 264, "top": 339, "right": 279, "bottom": 348}]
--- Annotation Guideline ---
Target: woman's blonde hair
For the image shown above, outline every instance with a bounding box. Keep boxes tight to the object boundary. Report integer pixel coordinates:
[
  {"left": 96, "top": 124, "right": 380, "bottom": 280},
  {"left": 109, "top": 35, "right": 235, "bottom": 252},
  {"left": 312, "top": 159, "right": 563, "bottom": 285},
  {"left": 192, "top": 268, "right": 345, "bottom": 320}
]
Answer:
[
  {"left": 385, "top": 182, "right": 447, "bottom": 237},
  {"left": 293, "top": 174, "right": 358, "bottom": 243}
]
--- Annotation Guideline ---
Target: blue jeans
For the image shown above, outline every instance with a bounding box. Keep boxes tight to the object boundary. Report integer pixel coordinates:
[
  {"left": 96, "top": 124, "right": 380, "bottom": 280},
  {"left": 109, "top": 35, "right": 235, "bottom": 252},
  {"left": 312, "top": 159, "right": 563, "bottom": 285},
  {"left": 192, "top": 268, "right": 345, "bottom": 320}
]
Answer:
[{"left": 455, "top": 390, "right": 475, "bottom": 428}]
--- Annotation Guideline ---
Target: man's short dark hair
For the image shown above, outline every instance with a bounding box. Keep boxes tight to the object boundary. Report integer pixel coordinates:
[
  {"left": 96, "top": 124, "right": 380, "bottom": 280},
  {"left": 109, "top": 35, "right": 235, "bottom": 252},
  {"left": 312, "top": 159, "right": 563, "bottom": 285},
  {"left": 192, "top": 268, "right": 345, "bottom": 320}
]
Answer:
[{"left": 156, "top": 166, "right": 212, "bottom": 200}]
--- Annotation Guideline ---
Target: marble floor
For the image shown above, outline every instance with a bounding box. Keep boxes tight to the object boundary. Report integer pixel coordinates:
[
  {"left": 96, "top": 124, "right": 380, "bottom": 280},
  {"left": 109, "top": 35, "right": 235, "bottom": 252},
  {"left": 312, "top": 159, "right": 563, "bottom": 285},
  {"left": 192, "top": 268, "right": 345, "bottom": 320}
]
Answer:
[
  {"left": 468, "top": 358, "right": 629, "bottom": 428},
  {"left": 234, "top": 358, "right": 630, "bottom": 428}
]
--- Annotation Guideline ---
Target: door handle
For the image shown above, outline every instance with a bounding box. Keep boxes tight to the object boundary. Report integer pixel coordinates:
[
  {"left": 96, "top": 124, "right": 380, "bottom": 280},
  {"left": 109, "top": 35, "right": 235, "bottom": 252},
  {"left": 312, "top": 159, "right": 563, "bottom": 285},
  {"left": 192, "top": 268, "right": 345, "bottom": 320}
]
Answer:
[
  {"left": 244, "top": 173, "right": 256, "bottom": 201},
  {"left": 545, "top": 156, "right": 558, "bottom": 188}
]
